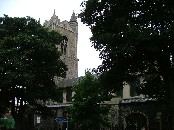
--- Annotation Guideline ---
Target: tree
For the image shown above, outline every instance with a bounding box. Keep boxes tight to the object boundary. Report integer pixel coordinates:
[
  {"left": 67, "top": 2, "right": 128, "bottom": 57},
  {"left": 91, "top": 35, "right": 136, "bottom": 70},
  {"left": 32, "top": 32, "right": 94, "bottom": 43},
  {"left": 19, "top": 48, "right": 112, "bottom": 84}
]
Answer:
[
  {"left": 79, "top": 0, "right": 174, "bottom": 128},
  {"left": 0, "top": 15, "right": 67, "bottom": 119},
  {"left": 68, "top": 71, "right": 112, "bottom": 130}
]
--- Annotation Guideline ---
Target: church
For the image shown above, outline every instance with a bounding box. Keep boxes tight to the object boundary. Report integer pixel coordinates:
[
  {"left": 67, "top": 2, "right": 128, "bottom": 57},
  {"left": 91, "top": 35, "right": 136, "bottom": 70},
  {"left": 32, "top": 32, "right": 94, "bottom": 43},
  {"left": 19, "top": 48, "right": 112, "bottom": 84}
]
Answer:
[
  {"left": 40, "top": 10, "right": 168, "bottom": 130},
  {"left": 42, "top": 10, "right": 79, "bottom": 130}
]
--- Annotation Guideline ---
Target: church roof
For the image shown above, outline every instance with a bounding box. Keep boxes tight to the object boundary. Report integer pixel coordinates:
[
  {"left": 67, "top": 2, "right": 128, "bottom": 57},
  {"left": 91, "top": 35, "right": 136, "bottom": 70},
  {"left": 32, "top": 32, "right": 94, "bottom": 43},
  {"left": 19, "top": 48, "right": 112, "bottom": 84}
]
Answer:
[
  {"left": 120, "top": 97, "right": 157, "bottom": 104},
  {"left": 57, "top": 77, "right": 81, "bottom": 87}
]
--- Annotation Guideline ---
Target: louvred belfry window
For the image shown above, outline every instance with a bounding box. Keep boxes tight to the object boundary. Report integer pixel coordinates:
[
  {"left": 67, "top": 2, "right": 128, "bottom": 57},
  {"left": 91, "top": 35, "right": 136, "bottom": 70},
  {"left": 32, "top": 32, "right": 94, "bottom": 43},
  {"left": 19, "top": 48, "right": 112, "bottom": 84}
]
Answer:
[{"left": 61, "top": 36, "right": 68, "bottom": 55}]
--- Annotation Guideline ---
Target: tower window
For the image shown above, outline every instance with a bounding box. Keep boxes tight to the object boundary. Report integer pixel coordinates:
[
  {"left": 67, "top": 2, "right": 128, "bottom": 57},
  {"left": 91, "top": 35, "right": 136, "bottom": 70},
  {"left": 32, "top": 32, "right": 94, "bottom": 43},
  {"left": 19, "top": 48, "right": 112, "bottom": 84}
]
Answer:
[{"left": 61, "top": 36, "right": 68, "bottom": 55}]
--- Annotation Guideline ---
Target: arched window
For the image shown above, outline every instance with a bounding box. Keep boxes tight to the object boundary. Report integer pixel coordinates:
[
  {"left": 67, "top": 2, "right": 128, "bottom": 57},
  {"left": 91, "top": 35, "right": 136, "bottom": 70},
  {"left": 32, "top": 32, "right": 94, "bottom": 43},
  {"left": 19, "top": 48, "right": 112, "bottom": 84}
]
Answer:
[{"left": 61, "top": 36, "right": 68, "bottom": 55}]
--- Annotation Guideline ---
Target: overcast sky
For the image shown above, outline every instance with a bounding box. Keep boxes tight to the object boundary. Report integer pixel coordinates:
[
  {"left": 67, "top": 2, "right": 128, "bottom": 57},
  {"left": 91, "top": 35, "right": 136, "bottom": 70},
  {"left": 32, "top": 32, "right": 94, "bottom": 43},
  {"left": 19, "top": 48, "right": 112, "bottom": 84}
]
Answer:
[{"left": 0, "top": 0, "right": 102, "bottom": 76}]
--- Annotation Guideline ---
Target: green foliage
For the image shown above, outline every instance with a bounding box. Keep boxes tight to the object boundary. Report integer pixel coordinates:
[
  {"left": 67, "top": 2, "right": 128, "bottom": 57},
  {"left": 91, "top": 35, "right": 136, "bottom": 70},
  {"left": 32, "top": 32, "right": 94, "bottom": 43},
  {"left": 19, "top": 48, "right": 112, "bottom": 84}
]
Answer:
[
  {"left": 0, "top": 116, "right": 15, "bottom": 129},
  {"left": 136, "top": 75, "right": 167, "bottom": 100},
  {"left": 0, "top": 15, "right": 67, "bottom": 113},
  {"left": 68, "top": 71, "right": 112, "bottom": 130},
  {"left": 79, "top": 0, "right": 174, "bottom": 128},
  {"left": 79, "top": 0, "right": 174, "bottom": 99}
]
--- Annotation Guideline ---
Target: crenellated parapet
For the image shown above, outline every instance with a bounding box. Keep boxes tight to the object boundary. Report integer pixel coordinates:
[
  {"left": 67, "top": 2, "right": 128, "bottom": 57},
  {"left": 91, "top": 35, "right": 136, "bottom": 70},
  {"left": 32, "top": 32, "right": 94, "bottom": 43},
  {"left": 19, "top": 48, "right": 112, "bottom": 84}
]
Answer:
[{"left": 44, "top": 9, "right": 78, "bottom": 34}]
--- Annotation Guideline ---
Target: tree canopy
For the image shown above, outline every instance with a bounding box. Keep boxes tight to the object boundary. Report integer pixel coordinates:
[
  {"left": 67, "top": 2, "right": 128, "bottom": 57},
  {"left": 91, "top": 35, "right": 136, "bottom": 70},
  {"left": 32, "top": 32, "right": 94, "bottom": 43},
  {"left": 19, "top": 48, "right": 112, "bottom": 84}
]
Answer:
[
  {"left": 79, "top": 0, "right": 174, "bottom": 98},
  {"left": 79, "top": 0, "right": 174, "bottom": 128},
  {"left": 0, "top": 15, "right": 67, "bottom": 116},
  {"left": 68, "top": 71, "right": 112, "bottom": 130}
]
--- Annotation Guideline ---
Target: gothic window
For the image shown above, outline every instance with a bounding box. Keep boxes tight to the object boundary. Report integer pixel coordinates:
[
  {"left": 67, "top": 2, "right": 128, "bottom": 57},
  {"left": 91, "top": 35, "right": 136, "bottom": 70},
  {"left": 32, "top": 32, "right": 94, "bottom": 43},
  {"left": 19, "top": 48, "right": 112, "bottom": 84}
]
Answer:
[
  {"left": 52, "top": 23, "right": 56, "bottom": 30},
  {"left": 61, "top": 36, "right": 68, "bottom": 55}
]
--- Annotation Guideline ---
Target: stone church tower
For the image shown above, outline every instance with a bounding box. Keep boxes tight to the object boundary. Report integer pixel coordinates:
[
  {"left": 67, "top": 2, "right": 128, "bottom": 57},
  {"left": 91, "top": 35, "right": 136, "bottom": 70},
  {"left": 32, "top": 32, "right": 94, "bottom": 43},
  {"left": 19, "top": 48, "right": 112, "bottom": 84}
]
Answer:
[{"left": 43, "top": 10, "right": 78, "bottom": 80}]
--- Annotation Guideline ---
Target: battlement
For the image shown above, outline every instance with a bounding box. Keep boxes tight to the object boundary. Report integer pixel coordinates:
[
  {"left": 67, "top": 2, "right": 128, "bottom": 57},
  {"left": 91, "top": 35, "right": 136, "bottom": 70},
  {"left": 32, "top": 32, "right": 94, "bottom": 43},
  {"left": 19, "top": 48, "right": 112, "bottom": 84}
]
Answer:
[{"left": 43, "top": 9, "right": 78, "bottom": 33}]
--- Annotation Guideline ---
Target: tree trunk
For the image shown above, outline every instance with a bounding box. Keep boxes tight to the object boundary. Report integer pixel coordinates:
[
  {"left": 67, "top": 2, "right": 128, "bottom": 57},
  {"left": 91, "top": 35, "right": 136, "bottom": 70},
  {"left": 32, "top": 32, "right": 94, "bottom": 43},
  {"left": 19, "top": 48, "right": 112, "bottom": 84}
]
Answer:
[
  {"left": 158, "top": 53, "right": 174, "bottom": 129},
  {"left": 168, "top": 70, "right": 174, "bottom": 130},
  {"left": 11, "top": 97, "right": 16, "bottom": 117}
]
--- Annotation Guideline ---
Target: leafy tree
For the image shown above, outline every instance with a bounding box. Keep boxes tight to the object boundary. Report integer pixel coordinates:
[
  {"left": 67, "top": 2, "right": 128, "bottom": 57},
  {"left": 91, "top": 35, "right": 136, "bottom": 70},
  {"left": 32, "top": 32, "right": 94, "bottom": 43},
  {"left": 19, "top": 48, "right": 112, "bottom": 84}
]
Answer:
[
  {"left": 0, "top": 15, "right": 67, "bottom": 118},
  {"left": 68, "top": 71, "right": 112, "bottom": 130},
  {"left": 79, "top": 0, "right": 174, "bottom": 128}
]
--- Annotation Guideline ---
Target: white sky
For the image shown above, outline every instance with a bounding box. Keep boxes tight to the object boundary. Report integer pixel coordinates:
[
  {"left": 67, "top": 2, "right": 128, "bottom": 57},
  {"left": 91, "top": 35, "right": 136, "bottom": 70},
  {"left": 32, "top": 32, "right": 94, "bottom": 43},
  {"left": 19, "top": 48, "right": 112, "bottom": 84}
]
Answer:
[{"left": 0, "top": 0, "right": 102, "bottom": 76}]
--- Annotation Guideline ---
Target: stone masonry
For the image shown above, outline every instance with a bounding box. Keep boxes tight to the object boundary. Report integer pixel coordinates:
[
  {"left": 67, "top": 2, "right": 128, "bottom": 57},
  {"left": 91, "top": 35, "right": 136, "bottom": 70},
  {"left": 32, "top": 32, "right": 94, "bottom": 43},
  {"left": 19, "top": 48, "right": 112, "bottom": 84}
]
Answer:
[{"left": 43, "top": 10, "right": 78, "bottom": 83}]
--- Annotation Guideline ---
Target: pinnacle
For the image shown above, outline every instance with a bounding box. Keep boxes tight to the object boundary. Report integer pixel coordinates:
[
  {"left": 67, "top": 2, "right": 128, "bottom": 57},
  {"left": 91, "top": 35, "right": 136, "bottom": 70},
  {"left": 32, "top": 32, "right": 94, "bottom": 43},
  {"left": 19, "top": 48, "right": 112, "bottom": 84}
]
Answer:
[{"left": 70, "top": 11, "right": 77, "bottom": 22}]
